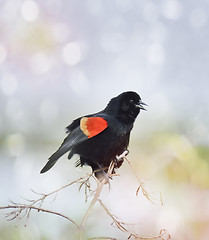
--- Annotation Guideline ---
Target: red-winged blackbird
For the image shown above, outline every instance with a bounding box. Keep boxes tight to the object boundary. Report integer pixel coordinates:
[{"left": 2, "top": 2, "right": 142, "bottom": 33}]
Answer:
[{"left": 40, "top": 91, "right": 146, "bottom": 178}]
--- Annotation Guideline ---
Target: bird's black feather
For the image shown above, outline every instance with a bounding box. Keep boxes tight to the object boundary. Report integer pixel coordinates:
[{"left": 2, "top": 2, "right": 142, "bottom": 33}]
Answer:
[{"left": 40, "top": 91, "right": 146, "bottom": 178}]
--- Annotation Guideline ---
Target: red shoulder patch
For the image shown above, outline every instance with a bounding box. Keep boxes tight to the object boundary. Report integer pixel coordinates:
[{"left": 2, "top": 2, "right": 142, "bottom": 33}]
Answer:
[{"left": 80, "top": 117, "right": 108, "bottom": 138}]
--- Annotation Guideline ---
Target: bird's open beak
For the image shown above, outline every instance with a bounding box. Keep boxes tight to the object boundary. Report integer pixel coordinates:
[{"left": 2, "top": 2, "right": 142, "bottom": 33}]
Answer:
[{"left": 138, "top": 100, "right": 147, "bottom": 111}]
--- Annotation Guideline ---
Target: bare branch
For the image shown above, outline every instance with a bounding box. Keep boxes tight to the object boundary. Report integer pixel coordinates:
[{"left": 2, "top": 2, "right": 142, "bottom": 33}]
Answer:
[
  {"left": 127, "top": 228, "right": 170, "bottom": 240},
  {"left": 0, "top": 205, "right": 79, "bottom": 229},
  {"left": 0, "top": 175, "right": 92, "bottom": 230},
  {"left": 123, "top": 156, "right": 156, "bottom": 204},
  {"left": 98, "top": 199, "right": 171, "bottom": 240},
  {"left": 78, "top": 159, "right": 116, "bottom": 240},
  {"left": 0, "top": 150, "right": 171, "bottom": 239},
  {"left": 28, "top": 175, "right": 90, "bottom": 207},
  {"left": 98, "top": 198, "right": 129, "bottom": 233}
]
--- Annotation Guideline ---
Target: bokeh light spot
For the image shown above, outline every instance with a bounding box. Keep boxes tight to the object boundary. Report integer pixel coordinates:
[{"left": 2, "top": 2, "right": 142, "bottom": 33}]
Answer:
[
  {"left": 62, "top": 42, "right": 81, "bottom": 66},
  {"left": 162, "top": 0, "right": 182, "bottom": 20},
  {"left": 21, "top": 0, "right": 39, "bottom": 22}
]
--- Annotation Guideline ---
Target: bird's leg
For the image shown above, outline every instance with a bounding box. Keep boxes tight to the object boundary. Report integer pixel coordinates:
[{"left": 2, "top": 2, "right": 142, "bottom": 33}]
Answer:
[
  {"left": 93, "top": 163, "right": 111, "bottom": 182},
  {"left": 93, "top": 150, "right": 129, "bottom": 182}
]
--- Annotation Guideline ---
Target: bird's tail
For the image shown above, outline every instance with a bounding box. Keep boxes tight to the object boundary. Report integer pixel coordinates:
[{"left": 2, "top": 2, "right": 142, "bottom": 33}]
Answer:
[
  {"left": 40, "top": 126, "right": 88, "bottom": 174},
  {"left": 40, "top": 146, "right": 69, "bottom": 174}
]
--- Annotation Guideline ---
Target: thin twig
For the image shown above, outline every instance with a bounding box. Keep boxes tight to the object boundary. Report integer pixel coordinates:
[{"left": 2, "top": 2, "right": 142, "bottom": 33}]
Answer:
[
  {"left": 98, "top": 196, "right": 170, "bottom": 239},
  {"left": 0, "top": 150, "right": 170, "bottom": 239},
  {"left": 128, "top": 228, "right": 169, "bottom": 240},
  {"left": 98, "top": 198, "right": 129, "bottom": 233},
  {"left": 0, "top": 205, "right": 79, "bottom": 229},
  {"left": 29, "top": 175, "right": 90, "bottom": 207},
  {"left": 124, "top": 157, "right": 156, "bottom": 204}
]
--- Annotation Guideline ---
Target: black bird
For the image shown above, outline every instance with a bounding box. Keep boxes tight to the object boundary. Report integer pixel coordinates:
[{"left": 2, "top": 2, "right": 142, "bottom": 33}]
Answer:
[{"left": 40, "top": 91, "right": 146, "bottom": 179}]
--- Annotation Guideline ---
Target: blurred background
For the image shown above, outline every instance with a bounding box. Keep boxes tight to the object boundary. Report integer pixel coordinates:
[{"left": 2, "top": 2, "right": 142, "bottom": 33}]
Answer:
[{"left": 0, "top": 0, "right": 209, "bottom": 239}]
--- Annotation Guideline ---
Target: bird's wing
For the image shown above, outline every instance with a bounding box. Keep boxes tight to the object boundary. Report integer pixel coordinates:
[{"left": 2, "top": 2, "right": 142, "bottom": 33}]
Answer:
[{"left": 40, "top": 116, "right": 108, "bottom": 173}]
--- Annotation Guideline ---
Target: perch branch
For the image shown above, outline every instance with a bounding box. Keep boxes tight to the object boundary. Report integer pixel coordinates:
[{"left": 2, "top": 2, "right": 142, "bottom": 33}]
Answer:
[
  {"left": 78, "top": 160, "right": 115, "bottom": 240},
  {"left": 0, "top": 150, "right": 170, "bottom": 239}
]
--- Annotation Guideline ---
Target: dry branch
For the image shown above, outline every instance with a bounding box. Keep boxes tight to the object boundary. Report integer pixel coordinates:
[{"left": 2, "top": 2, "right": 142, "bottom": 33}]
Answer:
[
  {"left": 0, "top": 151, "right": 170, "bottom": 239},
  {"left": 0, "top": 205, "right": 79, "bottom": 228}
]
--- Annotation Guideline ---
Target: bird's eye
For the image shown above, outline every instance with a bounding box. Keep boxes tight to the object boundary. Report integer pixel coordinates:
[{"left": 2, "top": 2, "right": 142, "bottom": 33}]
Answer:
[{"left": 129, "top": 99, "right": 134, "bottom": 104}]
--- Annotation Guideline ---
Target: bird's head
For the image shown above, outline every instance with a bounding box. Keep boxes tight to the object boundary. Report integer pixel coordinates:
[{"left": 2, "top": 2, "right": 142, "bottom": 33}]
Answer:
[{"left": 105, "top": 91, "right": 147, "bottom": 123}]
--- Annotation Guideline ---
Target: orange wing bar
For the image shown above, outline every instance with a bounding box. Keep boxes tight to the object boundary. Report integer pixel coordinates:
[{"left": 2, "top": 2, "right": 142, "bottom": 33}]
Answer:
[{"left": 80, "top": 117, "right": 108, "bottom": 138}]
